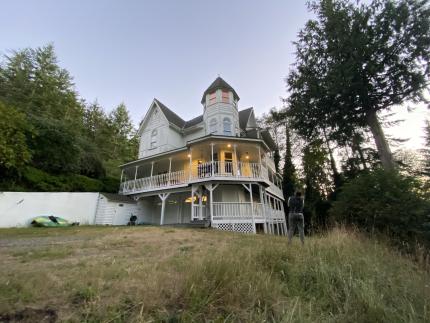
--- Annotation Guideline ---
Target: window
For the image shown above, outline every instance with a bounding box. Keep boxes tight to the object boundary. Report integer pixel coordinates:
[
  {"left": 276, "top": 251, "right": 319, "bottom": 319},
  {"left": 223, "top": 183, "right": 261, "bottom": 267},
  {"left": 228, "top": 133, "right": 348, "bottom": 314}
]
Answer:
[
  {"left": 209, "top": 118, "right": 217, "bottom": 134},
  {"left": 209, "top": 92, "right": 216, "bottom": 105},
  {"left": 223, "top": 117, "right": 232, "bottom": 135},
  {"left": 150, "top": 129, "right": 157, "bottom": 148},
  {"left": 222, "top": 90, "right": 229, "bottom": 103}
]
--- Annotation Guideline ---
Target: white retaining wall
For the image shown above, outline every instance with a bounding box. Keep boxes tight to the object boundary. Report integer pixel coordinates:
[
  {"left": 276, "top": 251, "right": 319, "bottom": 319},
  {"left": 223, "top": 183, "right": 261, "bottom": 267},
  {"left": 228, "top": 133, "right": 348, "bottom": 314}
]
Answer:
[{"left": 0, "top": 192, "right": 100, "bottom": 228}]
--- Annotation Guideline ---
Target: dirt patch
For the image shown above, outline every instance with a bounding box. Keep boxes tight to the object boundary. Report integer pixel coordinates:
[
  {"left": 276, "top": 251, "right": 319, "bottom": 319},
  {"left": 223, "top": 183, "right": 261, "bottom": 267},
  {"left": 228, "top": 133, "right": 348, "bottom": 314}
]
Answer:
[{"left": 0, "top": 307, "right": 57, "bottom": 323}]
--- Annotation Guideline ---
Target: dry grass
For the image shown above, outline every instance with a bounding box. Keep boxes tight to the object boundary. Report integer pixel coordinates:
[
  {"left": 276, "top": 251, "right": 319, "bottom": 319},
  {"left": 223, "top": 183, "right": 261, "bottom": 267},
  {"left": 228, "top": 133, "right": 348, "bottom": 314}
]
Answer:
[{"left": 0, "top": 226, "right": 429, "bottom": 322}]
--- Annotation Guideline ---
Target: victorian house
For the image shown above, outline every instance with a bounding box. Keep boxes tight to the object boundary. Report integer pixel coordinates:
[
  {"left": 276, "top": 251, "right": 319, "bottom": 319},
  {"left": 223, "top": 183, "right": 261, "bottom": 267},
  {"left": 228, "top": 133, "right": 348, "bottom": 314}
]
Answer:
[{"left": 118, "top": 77, "right": 286, "bottom": 234}]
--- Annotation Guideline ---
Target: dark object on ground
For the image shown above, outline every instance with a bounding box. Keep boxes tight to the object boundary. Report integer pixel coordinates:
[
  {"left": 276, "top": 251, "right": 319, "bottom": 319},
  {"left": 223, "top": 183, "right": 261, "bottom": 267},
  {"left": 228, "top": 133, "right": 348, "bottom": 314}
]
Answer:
[
  {"left": 0, "top": 307, "right": 57, "bottom": 323},
  {"left": 127, "top": 215, "right": 138, "bottom": 226},
  {"left": 31, "top": 216, "right": 79, "bottom": 227}
]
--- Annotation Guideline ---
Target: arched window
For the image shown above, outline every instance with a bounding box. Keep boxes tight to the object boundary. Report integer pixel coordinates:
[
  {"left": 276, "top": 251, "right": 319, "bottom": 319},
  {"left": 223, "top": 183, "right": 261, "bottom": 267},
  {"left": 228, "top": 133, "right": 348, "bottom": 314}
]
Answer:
[
  {"left": 209, "top": 118, "right": 217, "bottom": 134},
  {"left": 150, "top": 129, "right": 158, "bottom": 148},
  {"left": 223, "top": 117, "right": 232, "bottom": 135}
]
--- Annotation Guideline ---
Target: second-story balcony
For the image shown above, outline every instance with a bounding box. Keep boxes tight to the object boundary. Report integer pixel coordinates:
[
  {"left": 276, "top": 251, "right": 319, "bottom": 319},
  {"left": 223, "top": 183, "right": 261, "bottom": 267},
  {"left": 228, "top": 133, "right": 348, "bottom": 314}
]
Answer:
[{"left": 119, "top": 139, "right": 284, "bottom": 198}]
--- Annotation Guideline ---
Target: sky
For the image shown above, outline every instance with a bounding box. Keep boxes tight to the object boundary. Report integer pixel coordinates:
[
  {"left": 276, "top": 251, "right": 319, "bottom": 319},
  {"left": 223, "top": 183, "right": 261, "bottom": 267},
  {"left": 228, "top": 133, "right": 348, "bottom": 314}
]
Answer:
[{"left": 0, "top": 0, "right": 427, "bottom": 151}]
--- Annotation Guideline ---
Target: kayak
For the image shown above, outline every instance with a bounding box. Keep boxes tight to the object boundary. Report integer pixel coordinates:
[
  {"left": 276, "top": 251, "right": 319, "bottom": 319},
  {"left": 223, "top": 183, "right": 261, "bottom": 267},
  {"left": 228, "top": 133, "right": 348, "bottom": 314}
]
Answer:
[{"left": 31, "top": 216, "right": 74, "bottom": 227}]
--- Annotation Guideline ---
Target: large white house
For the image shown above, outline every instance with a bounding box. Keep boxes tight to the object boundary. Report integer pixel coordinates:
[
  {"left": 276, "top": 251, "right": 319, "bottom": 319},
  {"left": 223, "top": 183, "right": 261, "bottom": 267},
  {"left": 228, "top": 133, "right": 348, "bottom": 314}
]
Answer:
[{"left": 118, "top": 77, "right": 286, "bottom": 234}]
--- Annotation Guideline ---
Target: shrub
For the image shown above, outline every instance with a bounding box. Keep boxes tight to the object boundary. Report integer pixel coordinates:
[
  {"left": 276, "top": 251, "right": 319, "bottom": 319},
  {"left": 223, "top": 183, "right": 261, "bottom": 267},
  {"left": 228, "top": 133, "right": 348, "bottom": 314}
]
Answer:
[{"left": 330, "top": 169, "right": 430, "bottom": 248}]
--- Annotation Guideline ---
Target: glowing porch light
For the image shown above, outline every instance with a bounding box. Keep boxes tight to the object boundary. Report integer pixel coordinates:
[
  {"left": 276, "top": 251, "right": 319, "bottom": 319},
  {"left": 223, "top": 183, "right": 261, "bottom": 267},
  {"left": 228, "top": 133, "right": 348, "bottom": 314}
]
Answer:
[{"left": 184, "top": 196, "right": 207, "bottom": 203}]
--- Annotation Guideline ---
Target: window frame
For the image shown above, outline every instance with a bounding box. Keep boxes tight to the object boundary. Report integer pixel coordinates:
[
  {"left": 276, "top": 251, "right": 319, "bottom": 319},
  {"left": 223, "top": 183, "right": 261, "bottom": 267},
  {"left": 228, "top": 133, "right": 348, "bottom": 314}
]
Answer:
[
  {"left": 221, "top": 90, "right": 230, "bottom": 103},
  {"left": 208, "top": 92, "right": 217, "bottom": 105},
  {"left": 209, "top": 118, "right": 218, "bottom": 134},
  {"left": 150, "top": 129, "right": 158, "bottom": 149},
  {"left": 223, "top": 117, "right": 232, "bottom": 135}
]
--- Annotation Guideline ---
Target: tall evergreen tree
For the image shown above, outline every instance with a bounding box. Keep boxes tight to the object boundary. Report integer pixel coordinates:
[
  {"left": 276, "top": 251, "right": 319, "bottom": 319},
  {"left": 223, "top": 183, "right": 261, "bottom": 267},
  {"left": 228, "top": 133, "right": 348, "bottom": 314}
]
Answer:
[{"left": 288, "top": 0, "right": 430, "bottom": 171}]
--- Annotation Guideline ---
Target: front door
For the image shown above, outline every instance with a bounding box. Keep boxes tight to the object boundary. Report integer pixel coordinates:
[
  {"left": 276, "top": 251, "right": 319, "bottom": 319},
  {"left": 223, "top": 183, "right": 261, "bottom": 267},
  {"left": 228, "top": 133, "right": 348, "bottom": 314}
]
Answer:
[{"left": 224, "top": 152, "right": 233, "bottom": 174}]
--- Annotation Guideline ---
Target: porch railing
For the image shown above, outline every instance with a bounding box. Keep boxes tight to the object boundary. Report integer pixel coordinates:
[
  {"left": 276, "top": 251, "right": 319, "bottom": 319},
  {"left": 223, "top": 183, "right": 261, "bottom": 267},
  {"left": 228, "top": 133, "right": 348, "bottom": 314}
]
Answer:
[
  {"left": 193, "top": 161, "right": 262, "bottom": 179},
  {"left": 212, "top": 202, "right": 264, "bottom": 221},
  {"left": 120, "top": 170, "right": 187, "bottom": 194},
  {"left": 120, "top": 162, "right": 274, "bottom": 194}
]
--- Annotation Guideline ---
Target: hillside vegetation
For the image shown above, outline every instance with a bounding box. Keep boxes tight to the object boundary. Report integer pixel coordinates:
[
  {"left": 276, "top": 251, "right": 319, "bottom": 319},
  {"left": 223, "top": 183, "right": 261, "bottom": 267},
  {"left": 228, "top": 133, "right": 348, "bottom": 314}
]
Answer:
[{"left": 0, "top": 226, "right": 428, "bottom": 322}]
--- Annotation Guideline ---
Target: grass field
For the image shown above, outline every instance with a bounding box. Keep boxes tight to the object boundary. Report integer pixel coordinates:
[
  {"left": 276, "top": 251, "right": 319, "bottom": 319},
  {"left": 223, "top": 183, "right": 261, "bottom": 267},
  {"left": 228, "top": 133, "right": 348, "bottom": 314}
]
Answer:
[{"left": 0, "top": 226, "right": 429, "bottom": 322}]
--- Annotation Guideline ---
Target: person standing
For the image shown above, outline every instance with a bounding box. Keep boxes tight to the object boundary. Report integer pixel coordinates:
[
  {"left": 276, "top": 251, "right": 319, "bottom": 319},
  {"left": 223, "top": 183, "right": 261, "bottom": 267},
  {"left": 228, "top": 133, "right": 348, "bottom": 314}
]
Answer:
[{"left": 287, "top": 191, "right": 305, "bottom": 244}]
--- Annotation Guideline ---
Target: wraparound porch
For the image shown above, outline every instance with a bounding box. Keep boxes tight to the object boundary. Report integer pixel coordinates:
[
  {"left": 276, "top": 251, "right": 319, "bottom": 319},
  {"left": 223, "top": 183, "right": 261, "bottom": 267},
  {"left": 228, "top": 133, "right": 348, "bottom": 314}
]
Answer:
[{"left": 136, "top": 183, "right": 287, "bottom": 235}]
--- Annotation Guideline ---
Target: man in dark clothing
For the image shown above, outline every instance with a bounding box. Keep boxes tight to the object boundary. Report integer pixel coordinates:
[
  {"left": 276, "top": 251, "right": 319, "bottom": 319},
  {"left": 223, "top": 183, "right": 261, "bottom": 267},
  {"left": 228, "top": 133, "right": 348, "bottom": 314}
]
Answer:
[{"left": 287, "top": 191, "right": 305, "bottom": 244}]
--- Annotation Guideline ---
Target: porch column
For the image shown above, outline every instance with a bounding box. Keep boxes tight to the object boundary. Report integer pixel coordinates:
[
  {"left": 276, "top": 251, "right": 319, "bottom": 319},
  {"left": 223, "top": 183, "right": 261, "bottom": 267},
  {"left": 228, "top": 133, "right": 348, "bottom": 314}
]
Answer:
[
  {"left": 191, "top": 185, "right": 196, "bottom": 221},
  {"left": 168, "top": 157, "right": 172, "bottom": 185},
  {"left": 133, "top": 166, "right": 139, "bottom": 191},
  {"left": 257, "top": 146, "right": 262, "bottom": 178},
  {"left": 158, "top": 193, "right": 170, "bottom": 225},
  {"left": 211, "top": 143, "right": 215, "bottom": 177},
  {"left": 150, "top": 162, "right": 154, "bottom": 187},
  {"left": 260, "top": 186, "right": 267, "bottom": 234},
  {"left": 188, "top": 149, "right": 192, "bottom": 181},
  {"left": 205, "top": 183, "right": 219, "bottom": 224},
  {"left": 234, "top": 144, "right": 238, "bottom": 177},
  {"left": 280, "top": 199, "right": 288, "bottom": 236},
  {"left": 266, "top": 193, "right": 273, "bottom": 234},
  {"left": 198, "top": 187, "right": 203, "bottom": 220},
  {"left": 242, "top": 183, "right": 256, "bottom": 234}
]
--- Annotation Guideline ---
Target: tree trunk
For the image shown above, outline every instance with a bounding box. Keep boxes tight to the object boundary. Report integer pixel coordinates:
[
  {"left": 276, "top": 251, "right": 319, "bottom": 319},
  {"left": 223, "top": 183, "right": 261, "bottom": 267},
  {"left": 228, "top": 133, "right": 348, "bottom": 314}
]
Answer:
[
  {"left": 351, "top": 133, "right": 368, "bottom": 170},
  {"left": 366, "top": 110, "right": 395, "bottom": 171},
  {"left": 322, "top": 128, "right": 342, "bottom": 188}
]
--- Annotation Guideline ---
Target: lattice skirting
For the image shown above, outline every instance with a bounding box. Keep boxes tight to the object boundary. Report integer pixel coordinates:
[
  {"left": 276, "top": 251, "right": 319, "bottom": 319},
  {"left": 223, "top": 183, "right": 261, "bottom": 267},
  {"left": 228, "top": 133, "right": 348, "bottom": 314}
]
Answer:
[{"left": 212, "top": 222, "right": 255, "bottom": 234}]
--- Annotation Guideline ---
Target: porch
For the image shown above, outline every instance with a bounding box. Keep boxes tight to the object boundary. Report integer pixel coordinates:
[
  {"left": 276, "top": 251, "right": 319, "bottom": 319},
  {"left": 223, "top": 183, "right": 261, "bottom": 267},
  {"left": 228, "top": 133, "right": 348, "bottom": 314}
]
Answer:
[
  {"left": 119, "top": 140, "right": 283, "bottom": 199},
  {"left": 138, "top": 183, "right": 287, "bottom": 235}
]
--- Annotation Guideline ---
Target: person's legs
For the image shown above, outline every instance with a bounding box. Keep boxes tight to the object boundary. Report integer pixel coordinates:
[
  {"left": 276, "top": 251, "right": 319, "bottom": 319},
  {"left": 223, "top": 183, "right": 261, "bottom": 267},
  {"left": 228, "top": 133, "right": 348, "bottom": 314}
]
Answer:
[
  {"left": 288, "top": 213, "right": 294, "bottom": 243},
  {"left": 297, "top": 213, "right": 305, "bottom": 244}
]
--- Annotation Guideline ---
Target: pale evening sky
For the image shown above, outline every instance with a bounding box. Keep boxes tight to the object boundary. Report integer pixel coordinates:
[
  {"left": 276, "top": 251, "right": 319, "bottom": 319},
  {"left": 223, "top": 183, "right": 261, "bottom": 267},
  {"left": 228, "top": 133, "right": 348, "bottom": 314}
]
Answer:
[{"left": 0, "top": 0, "right": 427, "bottom": 151}]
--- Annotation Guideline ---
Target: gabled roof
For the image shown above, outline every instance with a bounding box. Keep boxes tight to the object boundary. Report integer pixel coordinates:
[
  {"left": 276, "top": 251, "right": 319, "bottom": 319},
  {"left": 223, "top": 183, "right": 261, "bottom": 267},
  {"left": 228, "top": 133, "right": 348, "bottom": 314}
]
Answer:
[
  {"left": 260, "top": 129, "right": 277, "bottom": 151},
  {"left": 154, "top": 99, "right": 186, "bottom": 128},
  {"left": 201, "top": 77, "right": 240, "bottom": 103},
  {"left": 184, "top": 115, "right": 203, "bottom": 128},
  {"left": 238, "top": 107, "right": 253, "bottom": 130}
]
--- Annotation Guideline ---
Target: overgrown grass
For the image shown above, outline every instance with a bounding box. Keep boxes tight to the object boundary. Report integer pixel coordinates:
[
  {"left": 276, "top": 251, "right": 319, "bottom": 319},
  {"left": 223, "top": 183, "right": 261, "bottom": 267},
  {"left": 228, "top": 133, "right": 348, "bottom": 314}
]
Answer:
[{"left": 0, "top": 226, "right": 428, "bottom": 322}]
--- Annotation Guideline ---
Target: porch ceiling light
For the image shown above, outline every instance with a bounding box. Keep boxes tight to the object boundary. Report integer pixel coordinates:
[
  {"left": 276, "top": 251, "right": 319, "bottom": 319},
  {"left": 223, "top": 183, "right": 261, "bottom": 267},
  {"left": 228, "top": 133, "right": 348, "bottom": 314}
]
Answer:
[
  {"left": 245, "top": 152, "right": 249, "bottom": 159},
  {"left": 187, "top": 154, "right": 191, "bottom": 158},
  {"left": 227, "top": 144, "right": 231, "bottom": 148}
]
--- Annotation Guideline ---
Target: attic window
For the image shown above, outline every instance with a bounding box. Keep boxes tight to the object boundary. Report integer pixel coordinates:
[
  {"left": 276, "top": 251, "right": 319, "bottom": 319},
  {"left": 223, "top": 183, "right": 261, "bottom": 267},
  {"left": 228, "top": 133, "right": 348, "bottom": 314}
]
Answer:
[
  {"left": 209, "top": 118, "right": 217, "bottom": 134},
  {"left": 222, "top": 90, "right": 229, "bottom": 103},
  {"left": 150, "top": 129, "right": 158, "bottom": 149},
  {"left": 223, "top": 117, "right": 232, "bottom": 135},
  {"left": 209, "top": 92, "right": 216, "bottom": 105}
]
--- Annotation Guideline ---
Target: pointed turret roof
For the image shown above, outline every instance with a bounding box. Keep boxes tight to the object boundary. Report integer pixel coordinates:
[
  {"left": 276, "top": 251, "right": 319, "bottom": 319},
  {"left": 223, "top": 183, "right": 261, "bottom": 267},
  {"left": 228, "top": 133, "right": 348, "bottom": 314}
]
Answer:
[{"left": 201, "top": 77, "right": 240, "bottom": 103}]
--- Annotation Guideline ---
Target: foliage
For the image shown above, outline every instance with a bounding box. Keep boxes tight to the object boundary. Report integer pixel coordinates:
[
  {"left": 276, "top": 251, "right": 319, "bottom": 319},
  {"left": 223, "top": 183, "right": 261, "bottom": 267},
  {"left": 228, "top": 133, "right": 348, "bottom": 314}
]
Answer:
[
  {"left": 0, "top": 101, "right": 32, "bottom": 172},
  {"left": 0, "top": 45, "right": 137, "bottom": 191},
  {"left": 302, "top": 139, "right": 333, "bottom": 230},
  {"left": 288, "top": 0, "right": 430, "bottom": 170},
  {"left": 330, "top": 169, "right": 430, "bottom": 248},
  {"left": 19, "top": 167, "right": 118, "bottom": 192}
]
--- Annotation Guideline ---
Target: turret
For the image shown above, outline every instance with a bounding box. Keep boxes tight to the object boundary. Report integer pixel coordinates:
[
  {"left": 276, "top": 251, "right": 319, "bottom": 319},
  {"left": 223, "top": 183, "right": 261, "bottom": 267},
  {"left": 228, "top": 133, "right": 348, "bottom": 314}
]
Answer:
[{"left": 202, "top": 77, "right": 240, "bottom": 136}]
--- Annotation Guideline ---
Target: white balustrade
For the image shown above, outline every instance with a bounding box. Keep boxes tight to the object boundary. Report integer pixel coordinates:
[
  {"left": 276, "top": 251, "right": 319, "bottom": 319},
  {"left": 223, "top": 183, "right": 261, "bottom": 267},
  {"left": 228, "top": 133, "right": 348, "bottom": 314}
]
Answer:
[{"left": 119, "top": 161, "right": 282, "bottom": 195}]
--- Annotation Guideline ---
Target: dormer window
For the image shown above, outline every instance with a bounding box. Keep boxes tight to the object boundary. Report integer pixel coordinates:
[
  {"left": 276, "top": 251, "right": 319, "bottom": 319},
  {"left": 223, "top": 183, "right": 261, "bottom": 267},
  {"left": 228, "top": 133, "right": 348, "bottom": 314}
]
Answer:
[
  {"left": 150, "top": 129, "right": 158, "bottom": 148},
  {"left": 209, "top": 118, "right": 217, "bottom": 134},
  {"left": 222, "top": 90, "right": 229, "bottom": 103},
  {"left": 223, "top": 117, "right": 232, "bottom": 135},
  {"left": 209, "top": 92, "right": 216, "bottom": 105}
]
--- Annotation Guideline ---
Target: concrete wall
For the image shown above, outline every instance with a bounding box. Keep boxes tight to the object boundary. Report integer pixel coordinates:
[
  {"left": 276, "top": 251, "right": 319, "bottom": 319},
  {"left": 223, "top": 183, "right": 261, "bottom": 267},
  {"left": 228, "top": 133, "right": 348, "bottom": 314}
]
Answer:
[{"left": 0, "top": 192, "right": 100, "bottom": 227}]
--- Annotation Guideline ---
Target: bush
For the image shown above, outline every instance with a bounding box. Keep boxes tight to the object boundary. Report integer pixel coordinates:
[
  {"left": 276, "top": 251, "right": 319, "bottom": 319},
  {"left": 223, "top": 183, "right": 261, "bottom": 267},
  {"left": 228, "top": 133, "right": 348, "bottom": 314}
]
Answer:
[
  {"left": 20, "top": 167, "right": 117, "bottom": 192},
  {"left": 330, "top": 169, "right": 430, "bottom": 248}
]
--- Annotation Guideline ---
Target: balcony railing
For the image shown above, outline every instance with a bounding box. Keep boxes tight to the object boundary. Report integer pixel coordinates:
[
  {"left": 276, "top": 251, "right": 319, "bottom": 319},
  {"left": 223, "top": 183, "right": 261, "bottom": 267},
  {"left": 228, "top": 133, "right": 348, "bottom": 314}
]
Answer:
[{"left": 119, "top": 162, "right": 283, "bottom": 196}]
